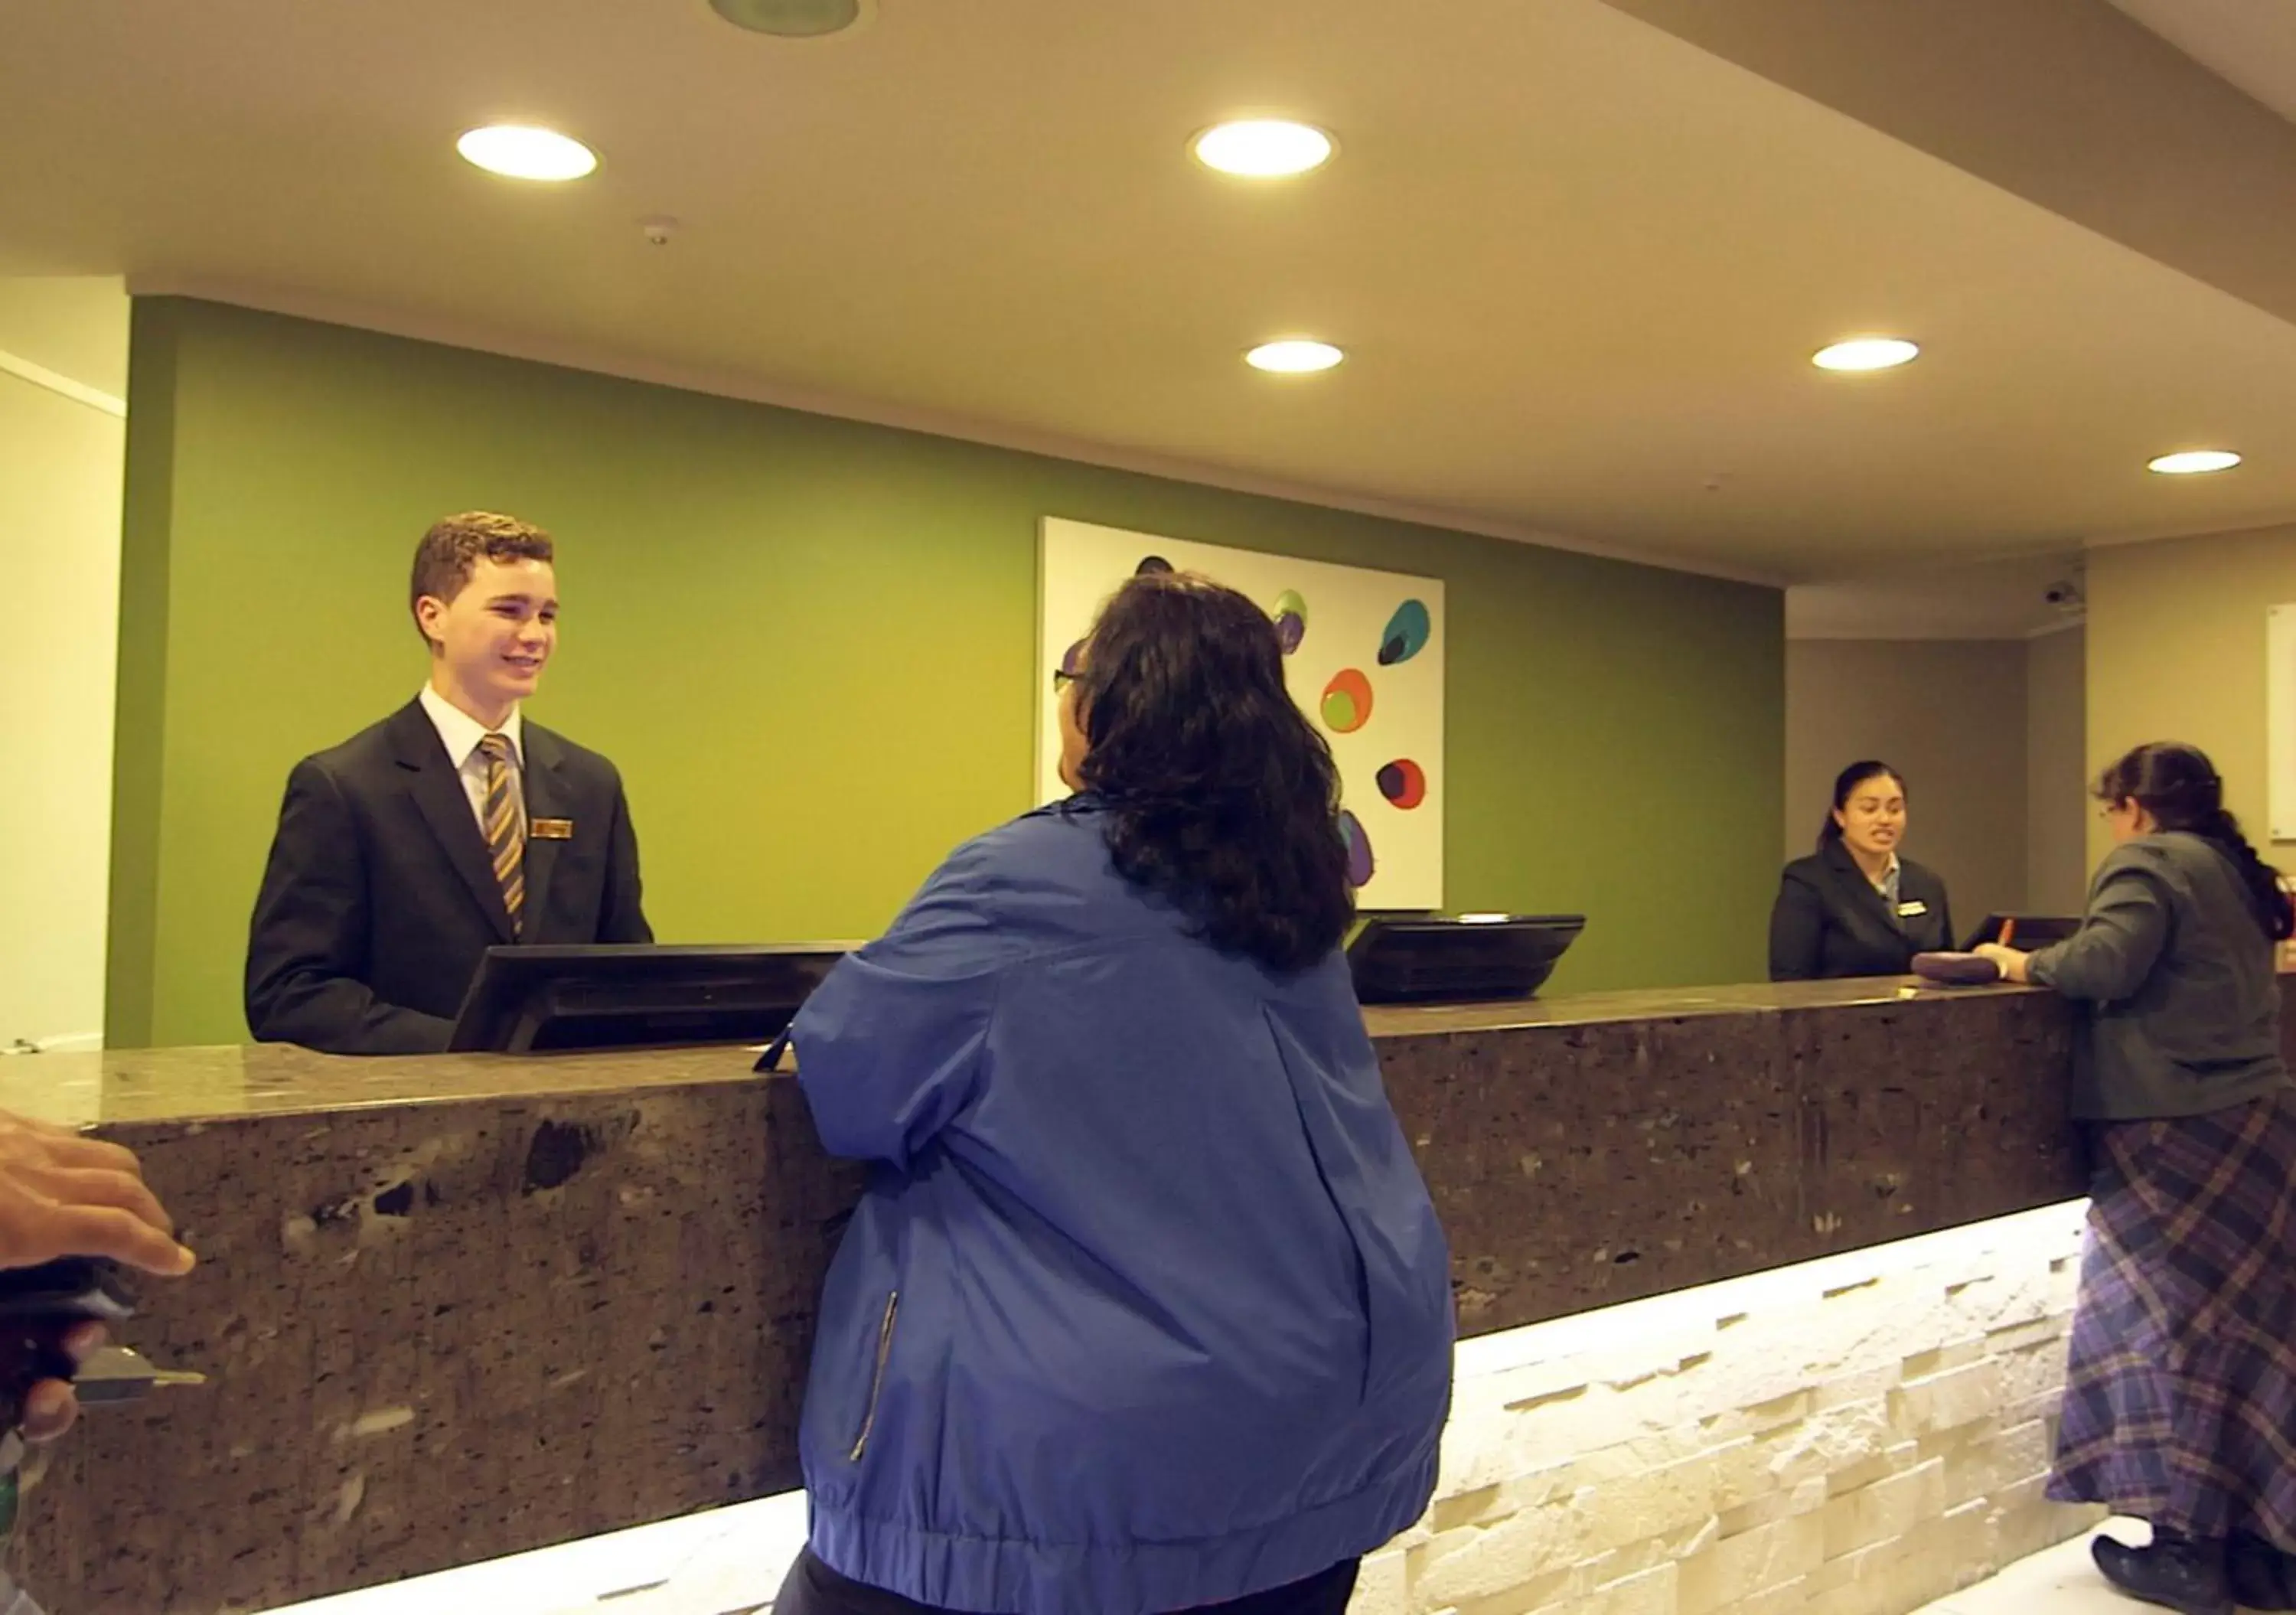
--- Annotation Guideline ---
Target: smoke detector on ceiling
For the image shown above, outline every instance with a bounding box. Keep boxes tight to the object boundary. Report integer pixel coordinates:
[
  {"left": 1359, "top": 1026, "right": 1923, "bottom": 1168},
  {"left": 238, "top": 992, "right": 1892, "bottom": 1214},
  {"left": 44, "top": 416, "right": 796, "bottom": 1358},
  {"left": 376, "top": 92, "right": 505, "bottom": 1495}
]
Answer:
[{"left": 708, "top": 0, "right": 872, "bottom": 37}]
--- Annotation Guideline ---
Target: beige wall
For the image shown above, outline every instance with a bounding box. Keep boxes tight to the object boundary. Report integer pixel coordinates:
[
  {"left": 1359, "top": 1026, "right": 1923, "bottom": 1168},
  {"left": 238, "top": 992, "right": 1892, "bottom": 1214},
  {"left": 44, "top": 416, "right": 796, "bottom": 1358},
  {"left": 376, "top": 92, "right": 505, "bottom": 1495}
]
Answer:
[
  {"left": 1786, "top": 641, "right": 2029, "bottom": 935},
  {"left": 0, "top": 277, "right": 128, "bottom": 1049},
  {"left": 2083, "top": 524, "right": 2296, "bottom": 867},
  {"left": 2023, "top": 625, "right": 2088, "bottom": 915},
  {"left": 0, "top": 367, "right": 123, "bottom": 1049}
]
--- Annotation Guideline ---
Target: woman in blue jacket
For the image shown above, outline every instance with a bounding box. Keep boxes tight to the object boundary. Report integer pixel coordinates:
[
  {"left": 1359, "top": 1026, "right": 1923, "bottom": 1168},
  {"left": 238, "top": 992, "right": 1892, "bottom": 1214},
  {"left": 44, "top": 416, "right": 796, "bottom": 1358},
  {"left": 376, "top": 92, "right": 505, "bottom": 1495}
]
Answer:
[{"left": 773, "top": 571, "right": 1456, "bottom": 1615}]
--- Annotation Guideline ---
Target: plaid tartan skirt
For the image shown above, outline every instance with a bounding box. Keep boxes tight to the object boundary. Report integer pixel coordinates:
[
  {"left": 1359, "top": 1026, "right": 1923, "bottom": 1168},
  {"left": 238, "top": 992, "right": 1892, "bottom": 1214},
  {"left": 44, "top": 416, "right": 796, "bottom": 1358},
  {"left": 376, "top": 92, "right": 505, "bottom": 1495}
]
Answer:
[{"left": 2049, "top": 1085, "right": 2296, "bottom": 1550}]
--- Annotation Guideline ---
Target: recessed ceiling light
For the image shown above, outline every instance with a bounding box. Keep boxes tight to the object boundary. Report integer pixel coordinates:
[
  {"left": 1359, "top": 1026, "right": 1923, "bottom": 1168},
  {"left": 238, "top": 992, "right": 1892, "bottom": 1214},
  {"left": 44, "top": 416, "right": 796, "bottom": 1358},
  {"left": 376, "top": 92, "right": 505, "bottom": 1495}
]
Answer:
[
  {"left": 1246, "top": 339, "right": 1345, "bottom": 374},
  {"left": 2148, "top": 449, "right": 2242, "bottom": 475},
  {"left": 1192, "top": 121, "right": 1335, "bottom": 178},
  {"left": 1812, "top": 337, "right": 1919, "bottom": 372},
  {"left": 456, "top": 125, "right": 598, "bottom": 182},
  {"left": 708, "top": 0, "right": 865, "bottom": 37}
]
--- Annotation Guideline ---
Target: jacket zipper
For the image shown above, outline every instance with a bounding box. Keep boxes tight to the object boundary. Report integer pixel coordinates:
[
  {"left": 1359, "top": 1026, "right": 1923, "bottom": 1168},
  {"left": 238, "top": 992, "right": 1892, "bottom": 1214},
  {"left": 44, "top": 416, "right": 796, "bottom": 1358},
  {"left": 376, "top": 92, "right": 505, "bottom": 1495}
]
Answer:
[{"left": 849, "top": 1291, "right": 899, "bottom": 1462}]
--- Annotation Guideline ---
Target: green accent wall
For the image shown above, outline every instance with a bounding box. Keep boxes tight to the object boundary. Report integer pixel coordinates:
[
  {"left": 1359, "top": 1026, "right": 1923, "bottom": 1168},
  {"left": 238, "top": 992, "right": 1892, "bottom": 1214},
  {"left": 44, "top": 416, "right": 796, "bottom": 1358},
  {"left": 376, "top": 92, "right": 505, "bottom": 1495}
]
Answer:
[{"left": 109, "top": 297, "right": 1783, "bottom": 1048}]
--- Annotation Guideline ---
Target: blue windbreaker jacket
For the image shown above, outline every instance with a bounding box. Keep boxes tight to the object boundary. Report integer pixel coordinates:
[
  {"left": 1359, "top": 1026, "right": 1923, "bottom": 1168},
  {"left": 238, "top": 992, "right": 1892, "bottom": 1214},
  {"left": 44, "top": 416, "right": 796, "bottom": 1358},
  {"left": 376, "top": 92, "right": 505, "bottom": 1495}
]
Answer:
[{"left": 790, "top": 799, "right": 1454, "bottom": 1615}]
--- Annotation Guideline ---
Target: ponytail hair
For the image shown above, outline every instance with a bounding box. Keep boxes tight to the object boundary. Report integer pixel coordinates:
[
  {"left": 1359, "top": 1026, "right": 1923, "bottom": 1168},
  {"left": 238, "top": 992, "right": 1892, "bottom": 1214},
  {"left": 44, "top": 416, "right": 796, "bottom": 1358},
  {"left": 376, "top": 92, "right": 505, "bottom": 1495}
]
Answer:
[
  {"left": 2096, "top": 741, "right": 2294, "bottom": 941},
  {"left": 1817, "top": 760, "right": 1906, "bottom": 851}
]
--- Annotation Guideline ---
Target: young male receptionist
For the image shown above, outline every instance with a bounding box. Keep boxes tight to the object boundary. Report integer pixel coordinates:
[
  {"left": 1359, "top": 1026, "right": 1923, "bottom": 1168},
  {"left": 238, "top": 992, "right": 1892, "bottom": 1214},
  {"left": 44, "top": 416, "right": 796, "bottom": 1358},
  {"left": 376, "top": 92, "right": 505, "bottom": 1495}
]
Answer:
[{"left": 245, "top": 511, "right": 651, "bottom": 1055}]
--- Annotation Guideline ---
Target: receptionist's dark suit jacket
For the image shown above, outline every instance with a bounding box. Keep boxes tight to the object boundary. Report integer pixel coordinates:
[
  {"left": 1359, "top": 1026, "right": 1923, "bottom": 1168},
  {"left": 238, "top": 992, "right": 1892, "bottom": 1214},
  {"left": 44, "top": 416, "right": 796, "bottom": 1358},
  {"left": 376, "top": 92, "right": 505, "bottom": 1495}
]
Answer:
[
  {"left": 1767, "top": 840, "right": 1953, "bottom": 980},
  {"left": 245, "top": 701, "right": 651, "bottom": 1055}
]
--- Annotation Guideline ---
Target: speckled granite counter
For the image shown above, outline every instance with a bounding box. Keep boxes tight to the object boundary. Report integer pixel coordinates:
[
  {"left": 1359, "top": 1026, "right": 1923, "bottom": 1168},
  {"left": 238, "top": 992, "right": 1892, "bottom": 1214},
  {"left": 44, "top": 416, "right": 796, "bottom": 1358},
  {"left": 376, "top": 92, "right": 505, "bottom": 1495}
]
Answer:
[
  {"left": 1363, "top": 978, "right": 2089, "bottom": 1334},
  {"left": 9, "top": 977, "right": 2117, "bottom": 1611}
]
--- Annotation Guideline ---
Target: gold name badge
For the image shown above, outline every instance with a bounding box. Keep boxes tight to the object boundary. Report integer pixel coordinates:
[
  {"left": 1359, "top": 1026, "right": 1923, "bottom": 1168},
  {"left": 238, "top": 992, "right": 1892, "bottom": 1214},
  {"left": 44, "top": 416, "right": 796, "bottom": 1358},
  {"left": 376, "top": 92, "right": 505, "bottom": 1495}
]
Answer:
[
  {"left": 530, "top": 818, "right": 575, "bottom": 840},
  {"left": 1896, "top": 899, "right": 1928, "bottom": 917}
]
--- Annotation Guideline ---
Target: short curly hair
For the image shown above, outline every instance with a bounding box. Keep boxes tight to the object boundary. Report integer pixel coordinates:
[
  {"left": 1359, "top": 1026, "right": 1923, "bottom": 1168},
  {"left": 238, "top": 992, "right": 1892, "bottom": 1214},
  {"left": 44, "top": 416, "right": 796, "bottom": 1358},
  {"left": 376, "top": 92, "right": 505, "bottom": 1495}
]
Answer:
[{"left": 409, "top": 512, "right": 554, "bottom": 641}]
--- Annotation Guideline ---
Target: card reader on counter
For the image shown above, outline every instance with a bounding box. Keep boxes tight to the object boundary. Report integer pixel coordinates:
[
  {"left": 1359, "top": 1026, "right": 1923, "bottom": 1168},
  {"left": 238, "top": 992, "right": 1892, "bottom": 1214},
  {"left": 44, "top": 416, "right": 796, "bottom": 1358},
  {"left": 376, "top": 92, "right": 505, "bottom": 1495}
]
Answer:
[{"left": 1348, "top": 913, "right": 1587, "bottom": 1004}]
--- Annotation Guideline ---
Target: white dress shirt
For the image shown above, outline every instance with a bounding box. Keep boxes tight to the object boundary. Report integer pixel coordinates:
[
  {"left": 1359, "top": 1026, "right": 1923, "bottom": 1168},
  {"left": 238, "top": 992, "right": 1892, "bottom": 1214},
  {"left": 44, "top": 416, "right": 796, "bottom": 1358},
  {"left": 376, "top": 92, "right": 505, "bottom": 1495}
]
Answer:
[
  {"left": 1868, "top": 852, "right": 1903, "bottom": 925},
  {"left": 419, "top": 684, "right": 526, "bottom": 838}
]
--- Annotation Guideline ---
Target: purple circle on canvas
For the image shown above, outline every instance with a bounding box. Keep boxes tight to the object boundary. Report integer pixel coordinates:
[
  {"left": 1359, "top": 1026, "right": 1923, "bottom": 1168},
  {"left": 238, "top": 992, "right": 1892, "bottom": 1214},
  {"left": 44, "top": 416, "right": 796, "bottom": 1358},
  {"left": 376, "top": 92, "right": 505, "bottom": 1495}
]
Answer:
[{"left": 1339, "top": 810, "right": 1375, "bottom": 888}]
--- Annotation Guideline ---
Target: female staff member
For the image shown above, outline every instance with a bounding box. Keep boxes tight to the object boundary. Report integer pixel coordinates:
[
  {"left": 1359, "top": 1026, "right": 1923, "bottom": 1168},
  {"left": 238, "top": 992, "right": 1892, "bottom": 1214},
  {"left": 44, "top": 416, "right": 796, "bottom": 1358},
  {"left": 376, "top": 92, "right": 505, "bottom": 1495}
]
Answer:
[
  {"left": 773, "top": 572, "right": 1455, "bottom": 1615},
  {"left": 1978, "top": 742, "right": 2296, "bottom": 1615},
  {"left": 1769, "top": 761, "right": 1953, "bottom": 980}
]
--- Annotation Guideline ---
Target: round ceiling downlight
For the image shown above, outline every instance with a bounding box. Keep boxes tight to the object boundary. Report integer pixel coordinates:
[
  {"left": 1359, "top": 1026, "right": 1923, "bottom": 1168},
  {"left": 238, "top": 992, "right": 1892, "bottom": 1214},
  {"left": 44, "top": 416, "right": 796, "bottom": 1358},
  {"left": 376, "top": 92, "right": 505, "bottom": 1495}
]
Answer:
[
  {"left": 1812, "top": 337, "right": 1919, "bottom": 372},
  {"left": 1192, "top": 120, "right": 1334, "bottom": 178},
  {"left": 1246, "top": 339, "right": 1345, "bottom": 374},
  {"left": 708, "top": 0, "right": 865, "bottom": 37},
  {"left": 2147, "top": 449, "right": 2242, "bottom": 475},
  {"left": 456, "top": 126, "right": 598, "bottom": 181}
]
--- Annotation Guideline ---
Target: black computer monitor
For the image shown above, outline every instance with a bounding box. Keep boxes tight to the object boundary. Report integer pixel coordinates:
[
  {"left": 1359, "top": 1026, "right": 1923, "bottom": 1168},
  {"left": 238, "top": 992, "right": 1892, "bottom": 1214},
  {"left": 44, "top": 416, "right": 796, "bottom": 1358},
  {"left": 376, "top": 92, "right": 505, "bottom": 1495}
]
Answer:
[
  {"left": 1347, "top": 913, "right": 1587, "bottom": 1005},
  {"left": 1959, "top": 914, "right": 2081, "bottom": 953},
  {"left": 446, "top": 943, "right": 852, "bottom": 1053}
]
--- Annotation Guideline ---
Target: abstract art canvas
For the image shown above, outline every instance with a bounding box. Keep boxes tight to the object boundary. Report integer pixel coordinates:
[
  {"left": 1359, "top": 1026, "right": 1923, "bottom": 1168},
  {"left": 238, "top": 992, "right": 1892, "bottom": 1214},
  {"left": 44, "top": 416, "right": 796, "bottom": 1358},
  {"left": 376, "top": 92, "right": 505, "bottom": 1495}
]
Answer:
[{"left": 1038, "top": 517, "right": 1446, "bottom": 909}]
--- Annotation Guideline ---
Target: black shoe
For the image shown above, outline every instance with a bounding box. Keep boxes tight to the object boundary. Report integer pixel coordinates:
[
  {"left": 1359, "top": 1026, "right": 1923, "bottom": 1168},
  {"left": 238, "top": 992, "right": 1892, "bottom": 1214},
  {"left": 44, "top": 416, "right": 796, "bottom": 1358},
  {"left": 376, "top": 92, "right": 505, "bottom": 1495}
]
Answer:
[
  {"left": 2228, "top": 1533, "right": 2296, "bottom": 1613},
  {"left": 2094, "top": 1533, "right": 2234, "bottom": 1615}
]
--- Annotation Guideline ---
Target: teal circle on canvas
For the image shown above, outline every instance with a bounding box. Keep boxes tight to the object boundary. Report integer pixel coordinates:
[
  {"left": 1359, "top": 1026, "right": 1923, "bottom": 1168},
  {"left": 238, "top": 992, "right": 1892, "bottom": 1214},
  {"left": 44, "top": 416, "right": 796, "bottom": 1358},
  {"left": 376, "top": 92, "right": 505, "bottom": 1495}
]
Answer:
[{"left": 1378, "top": 599, "right": 1431, "bottom": 666}]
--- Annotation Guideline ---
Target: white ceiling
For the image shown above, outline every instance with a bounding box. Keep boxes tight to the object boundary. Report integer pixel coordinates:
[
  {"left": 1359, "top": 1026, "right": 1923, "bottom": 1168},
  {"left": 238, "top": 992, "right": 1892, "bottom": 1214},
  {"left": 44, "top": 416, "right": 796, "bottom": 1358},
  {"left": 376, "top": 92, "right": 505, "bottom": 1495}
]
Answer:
[
  {"left": 2108, "top": 0, "right": 2296, "bottom": 124},
  {"left": 5, "top": 0, "right": 2295, "bottom": 584},
  {"left": 1786, "top": 553, "right": 2085, "bottom": 641}
]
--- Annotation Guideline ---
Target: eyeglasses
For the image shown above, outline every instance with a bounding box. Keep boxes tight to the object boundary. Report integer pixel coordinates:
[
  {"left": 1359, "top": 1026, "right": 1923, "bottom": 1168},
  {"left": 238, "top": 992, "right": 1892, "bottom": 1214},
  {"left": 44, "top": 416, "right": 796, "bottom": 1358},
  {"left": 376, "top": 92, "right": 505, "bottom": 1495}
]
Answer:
[{"left": 1052, "top": 667, "right": 1082, "bottom": 693}]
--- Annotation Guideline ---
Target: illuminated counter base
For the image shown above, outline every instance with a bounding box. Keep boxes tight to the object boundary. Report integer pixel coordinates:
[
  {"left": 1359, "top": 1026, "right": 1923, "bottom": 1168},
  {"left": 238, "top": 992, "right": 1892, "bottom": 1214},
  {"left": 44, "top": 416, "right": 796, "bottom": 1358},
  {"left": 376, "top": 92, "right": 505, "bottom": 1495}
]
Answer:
[
  {"left": 259, "top": 1202, "right": 2098, "bottom": 1615},
  {"left": 8, "top": 978, "right": 2144, "bottom": 1611}
]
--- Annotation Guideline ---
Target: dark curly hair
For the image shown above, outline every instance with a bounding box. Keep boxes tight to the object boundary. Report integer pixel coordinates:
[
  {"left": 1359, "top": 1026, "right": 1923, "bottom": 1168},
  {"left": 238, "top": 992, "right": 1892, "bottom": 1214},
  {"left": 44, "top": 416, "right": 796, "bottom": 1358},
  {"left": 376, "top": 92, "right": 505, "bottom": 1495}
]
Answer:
[
  {"left": 2096, "top": 741, "right": 2294, "bottom": 941},
  {"left": 1071, "top": 571, "right": 1353, "bottom": 972}
]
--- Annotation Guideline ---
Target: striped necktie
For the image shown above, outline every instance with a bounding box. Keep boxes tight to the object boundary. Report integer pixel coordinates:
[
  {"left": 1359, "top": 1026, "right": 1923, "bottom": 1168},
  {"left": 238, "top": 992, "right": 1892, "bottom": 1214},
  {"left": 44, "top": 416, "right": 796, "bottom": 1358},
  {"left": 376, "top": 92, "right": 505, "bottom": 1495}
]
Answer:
[{"left": 477, "top": 732, "right": 525, "bottom": 936}]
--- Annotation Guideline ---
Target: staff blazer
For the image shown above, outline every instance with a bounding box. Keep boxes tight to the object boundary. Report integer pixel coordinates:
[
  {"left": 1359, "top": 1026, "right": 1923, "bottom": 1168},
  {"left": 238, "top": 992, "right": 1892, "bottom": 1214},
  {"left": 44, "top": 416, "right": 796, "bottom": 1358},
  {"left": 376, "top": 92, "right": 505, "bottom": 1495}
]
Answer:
[
  {"left": 245, "top": 700, "right": 650, "bottom": 1054},
  {"left": 1768, "top": 840, "right": 1952, "bottom": 980}
]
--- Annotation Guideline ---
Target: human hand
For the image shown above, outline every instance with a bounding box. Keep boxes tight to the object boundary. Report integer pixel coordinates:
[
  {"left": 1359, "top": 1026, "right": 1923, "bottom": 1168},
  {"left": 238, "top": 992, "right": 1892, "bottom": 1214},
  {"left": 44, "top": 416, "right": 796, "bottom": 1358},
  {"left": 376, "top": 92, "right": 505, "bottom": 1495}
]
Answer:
[
  {"left": 1971, "top": 944, "right": 2030, "bottom": 984},
  {"left": 0, "top": 1111, "right": 194, "bottom": 1278},
  {"left": 18, "top": 1320, "right": 107, "bottom": 1444},
  {"left": 0, "top": 1111, "right": 193, "bottom": 1446}
]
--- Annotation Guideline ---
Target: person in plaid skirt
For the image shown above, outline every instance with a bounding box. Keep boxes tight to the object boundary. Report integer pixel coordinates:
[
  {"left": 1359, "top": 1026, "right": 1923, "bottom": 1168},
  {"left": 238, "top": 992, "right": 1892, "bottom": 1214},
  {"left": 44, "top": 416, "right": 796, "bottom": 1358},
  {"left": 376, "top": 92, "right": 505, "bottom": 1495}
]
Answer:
[{"left": 1979, "top": 742, "right": 2296, "bottom": 1615}]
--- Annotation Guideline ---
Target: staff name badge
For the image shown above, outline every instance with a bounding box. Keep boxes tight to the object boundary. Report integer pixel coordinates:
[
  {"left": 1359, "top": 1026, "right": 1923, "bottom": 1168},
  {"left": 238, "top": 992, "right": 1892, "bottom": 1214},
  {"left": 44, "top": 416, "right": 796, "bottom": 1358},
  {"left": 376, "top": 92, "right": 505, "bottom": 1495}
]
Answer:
[
  {"left": 1896, "top": 899, "right": 1928, "bottom": 918},
  {"left": 531, "top": 818, "right": 575, "bottom": 841}
]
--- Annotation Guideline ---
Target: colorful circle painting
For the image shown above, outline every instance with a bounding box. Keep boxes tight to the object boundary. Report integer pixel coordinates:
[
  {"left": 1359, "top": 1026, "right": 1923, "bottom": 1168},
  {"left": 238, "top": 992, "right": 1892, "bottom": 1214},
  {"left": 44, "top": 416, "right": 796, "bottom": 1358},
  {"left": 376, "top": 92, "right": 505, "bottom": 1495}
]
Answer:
[
  {"left": 1339, "top": 810, "right": 1375, "bottom": 889},
  {"left": 1135, "top": 555, "right": 1174, "bottom": 576},
  {"left": 1376, "top": 759, "right": 1427, "bottom": 810},
  {"left": 1273, "top": 589, "right": 1308, "bottom": 655},
  {"left": 1378, "top": 598, "right": 1432, "bottom": 666},
  {"left": 1321, "top": 668, "right": 1373, "bottom": 733}
]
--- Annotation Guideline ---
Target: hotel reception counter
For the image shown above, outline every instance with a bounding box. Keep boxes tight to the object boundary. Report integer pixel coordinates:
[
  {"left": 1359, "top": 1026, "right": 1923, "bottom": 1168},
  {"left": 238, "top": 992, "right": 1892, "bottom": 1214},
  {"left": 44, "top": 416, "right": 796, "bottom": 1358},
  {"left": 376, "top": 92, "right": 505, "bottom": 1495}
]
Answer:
[{"left": 5, "top": 976, "right": 2195, "bottom": 1612}]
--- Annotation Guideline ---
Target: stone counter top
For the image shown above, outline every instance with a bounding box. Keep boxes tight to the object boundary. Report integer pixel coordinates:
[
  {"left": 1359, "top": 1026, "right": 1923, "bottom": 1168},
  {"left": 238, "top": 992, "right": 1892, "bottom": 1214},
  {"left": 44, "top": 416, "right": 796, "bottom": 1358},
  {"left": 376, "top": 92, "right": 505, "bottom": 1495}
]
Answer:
[
  {"left": 14, "top": 976, "right": 2098, "bottom": 1612},
  {"left": 1, "top": 974, "right": 2024, "bottom": 1128},
  {"left": 1360, "top": 973, "right": 2027, "bottom": 1036},
  {"left": 0, "top": 1038, "right": 766, "bottom": 1128}
]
